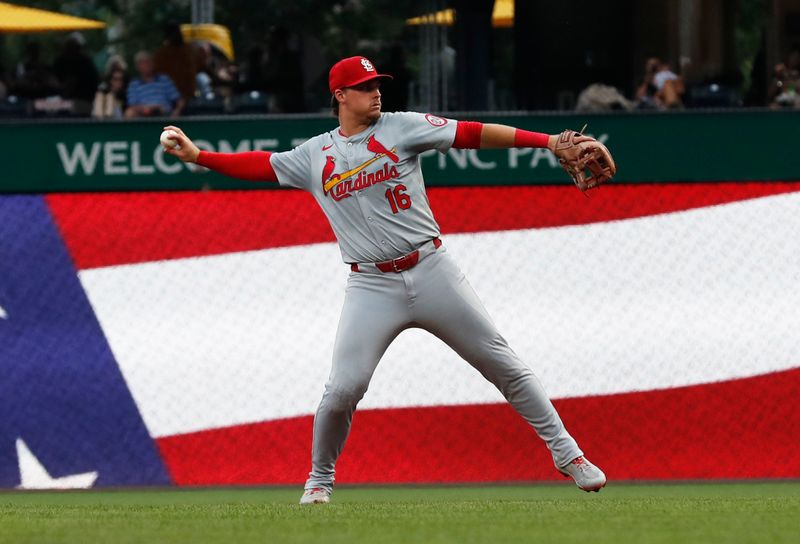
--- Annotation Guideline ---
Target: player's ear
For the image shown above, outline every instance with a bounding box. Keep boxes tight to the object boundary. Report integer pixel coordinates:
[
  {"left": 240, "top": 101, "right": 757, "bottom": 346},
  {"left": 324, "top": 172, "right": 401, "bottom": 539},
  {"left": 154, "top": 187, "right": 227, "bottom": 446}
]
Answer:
[{"left": 334, "top": 89, "right": 346, "bottom": 104}]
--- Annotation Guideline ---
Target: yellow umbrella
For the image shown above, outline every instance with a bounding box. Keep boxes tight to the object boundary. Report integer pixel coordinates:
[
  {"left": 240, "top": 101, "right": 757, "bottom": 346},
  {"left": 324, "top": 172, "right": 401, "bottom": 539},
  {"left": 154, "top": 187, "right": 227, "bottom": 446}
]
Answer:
[
  {"left": 0, "top": 2, "right": 105, "bottom": 33},
  {"left": 180, "top": 24, "right": 235, "bottom": 61},
  {"left": 406, "top": 0, "right": 514, "bottom": 28}
]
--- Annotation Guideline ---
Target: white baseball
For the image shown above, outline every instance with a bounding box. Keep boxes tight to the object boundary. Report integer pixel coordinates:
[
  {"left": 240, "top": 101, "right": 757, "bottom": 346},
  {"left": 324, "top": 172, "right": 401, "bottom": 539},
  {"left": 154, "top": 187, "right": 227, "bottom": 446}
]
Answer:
[{"left": 160, "top": 130, "right": 180, "bottom": 149}]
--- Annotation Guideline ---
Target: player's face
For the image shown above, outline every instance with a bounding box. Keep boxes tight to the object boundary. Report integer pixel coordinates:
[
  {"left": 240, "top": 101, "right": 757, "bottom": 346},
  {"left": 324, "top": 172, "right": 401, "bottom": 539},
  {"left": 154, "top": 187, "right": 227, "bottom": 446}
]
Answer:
[{"left": 343, "top": 79, "right": 382, "bottom": 121}]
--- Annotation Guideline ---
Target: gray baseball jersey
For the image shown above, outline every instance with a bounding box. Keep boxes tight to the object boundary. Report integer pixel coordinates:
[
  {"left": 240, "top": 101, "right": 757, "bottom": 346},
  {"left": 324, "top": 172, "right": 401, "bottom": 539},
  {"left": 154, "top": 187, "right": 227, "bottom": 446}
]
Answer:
[
  {"left": 267, "top": 111, "right": 583, "bottom": 494},
  {"left": 270, "top": 111, "right": 457, "bottom": 263}
]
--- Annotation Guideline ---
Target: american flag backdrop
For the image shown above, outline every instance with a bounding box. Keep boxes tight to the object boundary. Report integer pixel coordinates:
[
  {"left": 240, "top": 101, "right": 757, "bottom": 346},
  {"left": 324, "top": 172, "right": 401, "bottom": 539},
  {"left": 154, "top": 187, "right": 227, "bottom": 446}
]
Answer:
[{"left": 2, "top": 182, "right": 799, "bottom": 488}]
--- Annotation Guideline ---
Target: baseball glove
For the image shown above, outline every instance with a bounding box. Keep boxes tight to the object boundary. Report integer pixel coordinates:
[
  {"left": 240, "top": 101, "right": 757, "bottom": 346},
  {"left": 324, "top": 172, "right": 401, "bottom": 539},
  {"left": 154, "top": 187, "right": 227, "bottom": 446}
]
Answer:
[{"left": 553, "top": 127, "right": 617, "bottom": 193}]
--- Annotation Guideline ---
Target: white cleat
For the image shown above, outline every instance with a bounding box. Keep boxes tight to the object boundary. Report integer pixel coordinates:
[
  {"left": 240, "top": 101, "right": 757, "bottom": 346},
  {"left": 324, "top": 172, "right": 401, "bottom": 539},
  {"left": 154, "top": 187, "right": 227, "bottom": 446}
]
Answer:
[
  {"left": 559, "top": 456, "right": 607, "bottom": 492},
  {"left": 299, "top": 487, "right": 331, "bottom": 505}
]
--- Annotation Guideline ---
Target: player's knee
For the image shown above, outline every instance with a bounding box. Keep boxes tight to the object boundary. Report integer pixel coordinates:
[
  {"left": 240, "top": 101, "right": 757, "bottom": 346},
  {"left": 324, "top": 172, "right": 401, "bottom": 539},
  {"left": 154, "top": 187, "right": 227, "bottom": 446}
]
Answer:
[{"left": 322, "top": 381, "right": 369, "bottom": 412}]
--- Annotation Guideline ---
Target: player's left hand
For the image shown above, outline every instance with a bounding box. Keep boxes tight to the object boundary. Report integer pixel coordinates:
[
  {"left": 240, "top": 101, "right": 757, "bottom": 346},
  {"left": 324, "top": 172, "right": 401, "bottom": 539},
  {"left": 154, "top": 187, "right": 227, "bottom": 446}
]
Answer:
[{"left": 549, "top": 128, "right": 616, "bottom": 193}]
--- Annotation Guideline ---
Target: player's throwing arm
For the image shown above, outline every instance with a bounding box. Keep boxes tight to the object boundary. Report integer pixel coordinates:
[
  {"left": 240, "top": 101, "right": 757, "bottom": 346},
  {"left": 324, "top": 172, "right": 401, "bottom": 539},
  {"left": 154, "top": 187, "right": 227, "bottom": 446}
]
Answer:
[
  {"left": 160, "top": 124, "right": 281, "bottom": 182},
  {"left": 159, "top": 123, "right": 617, "bottom": 192}
]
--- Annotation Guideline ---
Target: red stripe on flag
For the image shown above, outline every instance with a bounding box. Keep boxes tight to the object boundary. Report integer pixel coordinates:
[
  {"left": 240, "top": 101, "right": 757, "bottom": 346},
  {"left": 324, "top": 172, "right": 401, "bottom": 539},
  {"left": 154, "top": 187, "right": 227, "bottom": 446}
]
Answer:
[
  {"left": 155, "top": 367, "right": 800, "bottom": 485},
  {"left": 46, "top": 182, "right": 800, "bottom": 270}
]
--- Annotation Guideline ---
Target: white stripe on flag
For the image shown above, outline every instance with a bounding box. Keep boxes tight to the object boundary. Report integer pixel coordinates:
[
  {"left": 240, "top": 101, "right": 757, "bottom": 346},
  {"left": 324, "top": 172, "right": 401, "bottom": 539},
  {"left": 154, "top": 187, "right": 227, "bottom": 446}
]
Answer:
[{"left": 80, "top": 192, "right": 800, "bottom": 438}]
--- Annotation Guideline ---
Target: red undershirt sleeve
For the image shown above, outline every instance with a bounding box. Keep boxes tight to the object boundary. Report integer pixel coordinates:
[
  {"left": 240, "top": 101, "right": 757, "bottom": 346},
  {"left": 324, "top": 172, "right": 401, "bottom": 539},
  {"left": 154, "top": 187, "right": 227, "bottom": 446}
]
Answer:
[
  {"left": 513, "top": 129, "right": 550, "bottom": 149},
  {"left": 452, "top": 122, "right": 550, "bottom": 149},
  {"left": 195, "top": 151, "right": 278, "bottom": 182},
  {"left": 452, "top": 121, "right": 483, "bottom": 149}
]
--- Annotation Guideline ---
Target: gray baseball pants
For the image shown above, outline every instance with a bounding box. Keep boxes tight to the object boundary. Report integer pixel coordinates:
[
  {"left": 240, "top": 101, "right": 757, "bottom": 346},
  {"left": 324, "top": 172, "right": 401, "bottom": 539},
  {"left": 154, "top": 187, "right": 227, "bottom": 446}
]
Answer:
[{"left": 304, "top": 242, "right": 582, "bottom": 491}]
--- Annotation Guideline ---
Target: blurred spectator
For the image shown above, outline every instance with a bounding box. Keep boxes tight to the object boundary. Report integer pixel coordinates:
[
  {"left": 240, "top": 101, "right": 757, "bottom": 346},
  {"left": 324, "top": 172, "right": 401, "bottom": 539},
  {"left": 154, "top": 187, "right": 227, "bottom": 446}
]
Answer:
[
  {"left": 194, "top": 42, "right": 236, "bottom": 98},
  {"left": 636, "top": 57, "right": 684, "bottom": 109},
  {"left": 576, "top": 83, "right": 633, "bottom": 112},
  {"left": 380, "top": 44, "right": 410, "bottom": 112},
  {"left": 634, "top": 58, "right": 659, "bottom": 109},
  {"left": 92, "top": 67, "right": 127, "bottom": 119},
  {"left": 768, "top": 49, "right": 800, "bottom": 108},
  {"left": 53, "top": 33, "right": 99, "bottom": 114},
  {"left": 104, "top": 54, "right": 128, "bottom": 77},
  {"left": 154, "top": 23, "right": 197, "bottom": 100},
  {"left": 125, "top": 51, "right": 184, "bottom": 118},
  {"left": 263, "top": 26, "right": 304, "bottom": 112},
  {"left": 215, "top": 59, "right": 239, "bottom": 105},
  {"left": 194, "top": 43, "right": 213, "bottom": 97},
  {"left": 13, "top": 42, "right": 57, "bottom": 98}
]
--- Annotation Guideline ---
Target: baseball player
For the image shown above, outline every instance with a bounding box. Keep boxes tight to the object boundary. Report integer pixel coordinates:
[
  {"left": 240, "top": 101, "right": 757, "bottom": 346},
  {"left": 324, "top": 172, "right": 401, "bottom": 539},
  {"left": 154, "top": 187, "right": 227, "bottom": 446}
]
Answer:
[{"left": 162, "top": 56, "right": 616, "bottom": 504}]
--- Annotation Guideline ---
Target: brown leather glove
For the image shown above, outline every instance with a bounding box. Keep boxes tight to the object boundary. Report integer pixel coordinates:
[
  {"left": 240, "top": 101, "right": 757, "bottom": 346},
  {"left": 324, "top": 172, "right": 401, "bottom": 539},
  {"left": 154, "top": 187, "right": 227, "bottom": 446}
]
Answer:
[{"left": 553, "top": 128, "right": 617, "bottom": 192}]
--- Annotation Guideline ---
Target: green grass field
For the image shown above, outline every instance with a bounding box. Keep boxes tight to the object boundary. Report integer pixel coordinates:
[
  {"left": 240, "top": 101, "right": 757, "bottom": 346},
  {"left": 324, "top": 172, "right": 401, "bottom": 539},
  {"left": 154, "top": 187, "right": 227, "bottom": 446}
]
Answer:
[{"left": 1, "top": 482, "right": 798, "bottom": 544}]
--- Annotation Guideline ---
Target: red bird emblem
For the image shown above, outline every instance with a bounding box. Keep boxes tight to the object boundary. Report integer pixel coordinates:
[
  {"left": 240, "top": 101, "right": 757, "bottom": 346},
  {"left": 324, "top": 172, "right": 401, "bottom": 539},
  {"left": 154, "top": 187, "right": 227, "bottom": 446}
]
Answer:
[
  {"left": 367, "top": 135, "right": 399, "bottom": 163},
  {"left": 321, "top": 155, "right": 336, "bottom": 188}
]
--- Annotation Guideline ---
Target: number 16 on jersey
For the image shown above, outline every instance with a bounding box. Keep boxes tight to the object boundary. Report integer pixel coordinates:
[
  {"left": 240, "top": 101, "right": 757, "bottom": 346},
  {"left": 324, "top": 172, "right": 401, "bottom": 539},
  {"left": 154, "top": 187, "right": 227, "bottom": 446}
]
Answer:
[{"left": 385, "top": 184, "right": 411, "bottom": 214}]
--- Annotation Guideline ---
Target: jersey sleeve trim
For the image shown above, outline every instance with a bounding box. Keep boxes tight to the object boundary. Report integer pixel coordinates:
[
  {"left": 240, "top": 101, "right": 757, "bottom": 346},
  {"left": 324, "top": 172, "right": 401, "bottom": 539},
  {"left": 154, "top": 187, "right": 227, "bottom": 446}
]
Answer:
[{"left": 452, "top": 121, "right": 484, "bottom": 149}]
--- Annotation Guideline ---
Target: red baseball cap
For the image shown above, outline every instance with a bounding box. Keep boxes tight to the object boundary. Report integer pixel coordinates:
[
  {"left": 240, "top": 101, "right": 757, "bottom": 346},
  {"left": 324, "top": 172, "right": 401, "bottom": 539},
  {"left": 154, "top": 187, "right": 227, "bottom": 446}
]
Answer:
[{"left": 329, "top": 56, "right": 393, "bottom": 93}]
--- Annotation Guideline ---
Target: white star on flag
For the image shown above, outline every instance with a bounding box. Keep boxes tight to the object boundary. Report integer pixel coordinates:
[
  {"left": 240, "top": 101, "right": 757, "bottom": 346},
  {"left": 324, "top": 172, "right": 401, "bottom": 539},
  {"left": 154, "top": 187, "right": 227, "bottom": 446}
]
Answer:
[
  {"left": 15, "top": 438, "right": 98, "bottom": 489},
  {"left": 0, "top": 303, "right": 7, "bottom": 319}
]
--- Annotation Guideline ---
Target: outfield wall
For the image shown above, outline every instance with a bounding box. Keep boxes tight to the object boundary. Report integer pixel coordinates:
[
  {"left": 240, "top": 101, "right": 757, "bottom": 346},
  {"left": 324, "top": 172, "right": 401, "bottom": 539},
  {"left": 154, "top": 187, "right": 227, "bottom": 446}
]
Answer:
[
  {"left": 0, "top": 109, "right": 798, "bottom": 192},
  {"left": 1, "top": 111, "right": 799, "bottom": 488}
]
